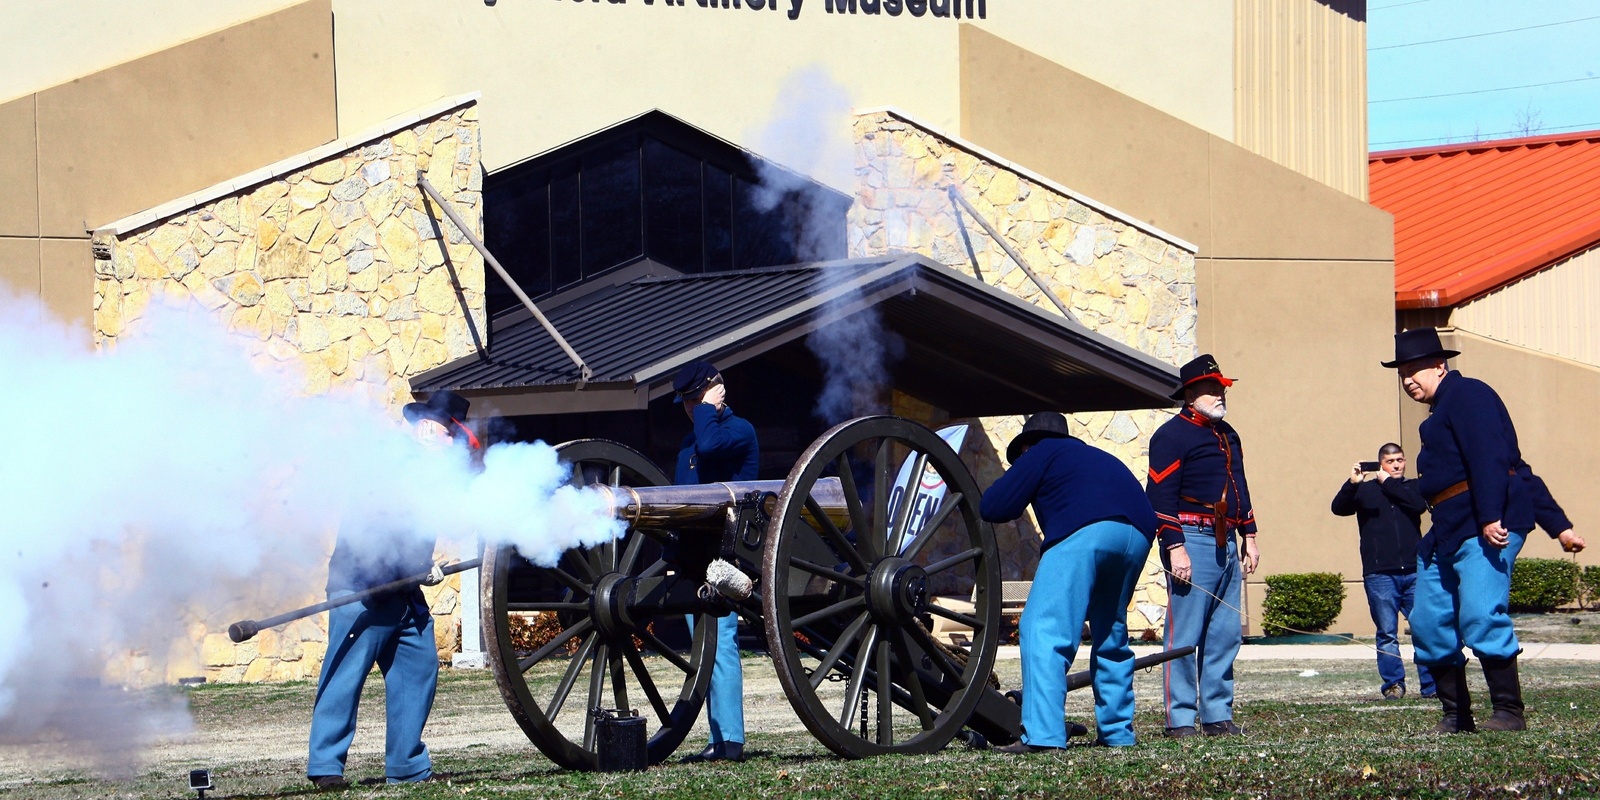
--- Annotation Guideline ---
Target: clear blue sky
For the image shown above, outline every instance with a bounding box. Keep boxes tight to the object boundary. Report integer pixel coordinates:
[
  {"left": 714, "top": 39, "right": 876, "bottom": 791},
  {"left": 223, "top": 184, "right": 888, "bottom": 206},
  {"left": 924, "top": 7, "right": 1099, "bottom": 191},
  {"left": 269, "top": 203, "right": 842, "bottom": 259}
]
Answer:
[{"left": 1367, "top": 0, "right": 1600, "bottom": 151}]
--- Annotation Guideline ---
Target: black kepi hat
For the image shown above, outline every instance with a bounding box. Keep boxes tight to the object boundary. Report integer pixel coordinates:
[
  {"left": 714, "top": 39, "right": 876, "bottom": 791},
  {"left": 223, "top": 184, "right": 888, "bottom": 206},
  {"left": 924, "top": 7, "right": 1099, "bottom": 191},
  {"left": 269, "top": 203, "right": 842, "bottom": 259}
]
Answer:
[
  {"left": 1381, "top": 327, "right": 1460, "bottom": 368},
  {"left": 403, "top": 390, "right": 471, "bottom": 428},
  {"left": 672, "top": 360, "right": 719, "bottom": 404},
  {"left": 1006, "top": 412, "right": 1073, "bottom": 464},
  {"left": 1170, "top": 354, "right": 1237, "bottom": 400}
]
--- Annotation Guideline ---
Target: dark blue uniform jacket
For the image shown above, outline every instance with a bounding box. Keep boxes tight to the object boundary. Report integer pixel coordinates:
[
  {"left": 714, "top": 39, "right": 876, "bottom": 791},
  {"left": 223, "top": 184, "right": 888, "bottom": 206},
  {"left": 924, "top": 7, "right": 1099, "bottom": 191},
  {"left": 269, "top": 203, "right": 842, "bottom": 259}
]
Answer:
[
  {"left": 1145, "top": 406, "right": 1258, "bottom": 550},
  {"left": 326, "top": 519, "right": 435, "bottom": 611},
  {"left": 1417, "top": 371, "right": 1532, "bottom": 559},
  {"left": 1331, "top": 477, "right": 1426, "bottom": 576},
  {"left": 980, "top": 437, "right": 1157, "bottom": 555},
  {"left": 1520, "top": 467, "right": 1573, "bottom": 535},
  {"left": 676, "top": 404, "right": 759, "bottom": 485}
]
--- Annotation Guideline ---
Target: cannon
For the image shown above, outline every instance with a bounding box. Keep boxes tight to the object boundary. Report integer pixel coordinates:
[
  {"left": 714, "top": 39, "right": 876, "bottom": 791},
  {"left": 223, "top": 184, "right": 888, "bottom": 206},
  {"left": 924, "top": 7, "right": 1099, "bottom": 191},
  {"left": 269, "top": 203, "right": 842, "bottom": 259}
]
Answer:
[{"left": 233, "top": 415, "right": 1191, "bottom": 770}]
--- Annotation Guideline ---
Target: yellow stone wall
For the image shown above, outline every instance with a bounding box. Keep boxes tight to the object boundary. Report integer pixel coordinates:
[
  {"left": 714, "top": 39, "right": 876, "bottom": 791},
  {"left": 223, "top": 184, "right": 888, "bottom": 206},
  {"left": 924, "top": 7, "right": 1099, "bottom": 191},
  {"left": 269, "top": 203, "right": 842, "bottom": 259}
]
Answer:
[
  {"left": 852, "top": 111, "right": 1197, "bottom": 635},
  {"left": 93, "top": 102, "right": 485, "bottom": 684}
]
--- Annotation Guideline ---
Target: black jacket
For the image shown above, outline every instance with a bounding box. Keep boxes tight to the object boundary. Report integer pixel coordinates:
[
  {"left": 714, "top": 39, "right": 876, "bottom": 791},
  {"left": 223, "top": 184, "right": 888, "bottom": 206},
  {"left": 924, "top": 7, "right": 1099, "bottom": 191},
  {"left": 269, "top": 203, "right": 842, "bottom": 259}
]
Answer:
[{"left": 1331, "top": 477, "right": 1427, "bottom": 575}]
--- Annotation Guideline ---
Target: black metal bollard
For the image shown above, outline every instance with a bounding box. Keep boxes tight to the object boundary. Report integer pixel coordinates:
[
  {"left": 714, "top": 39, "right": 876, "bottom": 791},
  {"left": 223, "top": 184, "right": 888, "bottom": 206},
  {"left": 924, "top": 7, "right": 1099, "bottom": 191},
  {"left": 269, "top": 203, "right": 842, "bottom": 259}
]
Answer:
[{"left": 592, "top": 708, "right": 647, "bottom": 772}]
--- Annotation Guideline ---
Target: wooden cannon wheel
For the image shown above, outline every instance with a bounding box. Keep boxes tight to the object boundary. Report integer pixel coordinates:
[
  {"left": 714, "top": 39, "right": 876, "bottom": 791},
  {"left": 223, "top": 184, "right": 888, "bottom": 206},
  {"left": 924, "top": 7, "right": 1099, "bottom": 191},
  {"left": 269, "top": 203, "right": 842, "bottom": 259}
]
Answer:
[
  {"left": 761, "top": 416, "right": 1003, "bottom": 758},
  {"left": 481, "top": 439, "right": 716, "bottom": 770}
]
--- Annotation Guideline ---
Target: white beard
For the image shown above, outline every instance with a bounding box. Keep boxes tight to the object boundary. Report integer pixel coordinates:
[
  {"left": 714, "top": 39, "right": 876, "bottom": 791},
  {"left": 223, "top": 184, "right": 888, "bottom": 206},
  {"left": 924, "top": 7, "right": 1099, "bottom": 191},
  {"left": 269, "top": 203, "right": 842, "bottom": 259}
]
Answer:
[{"left": 1198, "top": 400, "right": 1227, "bottom": 421}]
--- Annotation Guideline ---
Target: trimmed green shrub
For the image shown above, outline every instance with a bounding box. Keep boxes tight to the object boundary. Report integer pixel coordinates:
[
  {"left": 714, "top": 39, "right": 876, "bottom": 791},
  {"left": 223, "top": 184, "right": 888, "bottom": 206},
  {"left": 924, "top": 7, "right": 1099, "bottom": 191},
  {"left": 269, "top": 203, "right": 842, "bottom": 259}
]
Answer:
[
  {"left": 1582, "top": 566, "right": 1600, "bottom": 611},
  {"left": 1509, "top": 558, "right": 1579, "bottom": 612},
  {"left": 1261, "top": 572, "right": 1346, "bottom": 637}
]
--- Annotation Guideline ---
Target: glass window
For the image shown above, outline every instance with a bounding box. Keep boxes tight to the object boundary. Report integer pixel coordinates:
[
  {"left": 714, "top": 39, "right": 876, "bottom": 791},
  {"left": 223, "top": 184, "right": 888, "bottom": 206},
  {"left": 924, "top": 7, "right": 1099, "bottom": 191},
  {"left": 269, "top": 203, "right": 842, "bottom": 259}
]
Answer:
[
  {"left": 703, "top": 165, "right": 733, "bottom": 272},
  {"left": 580, "top": 138, "right": 643, "bottom": 276},
  {"left": 549, "top": 163, "right": 582, "bottom": 290},
  {"left": 733, "top": 177, "right": 797, "bottom": 270},
  {"left": 483, "top": 169, "right": 551, "bottom": 316},
  {"left": 644, "top": 138, "right": 703, "bottom": 272}
]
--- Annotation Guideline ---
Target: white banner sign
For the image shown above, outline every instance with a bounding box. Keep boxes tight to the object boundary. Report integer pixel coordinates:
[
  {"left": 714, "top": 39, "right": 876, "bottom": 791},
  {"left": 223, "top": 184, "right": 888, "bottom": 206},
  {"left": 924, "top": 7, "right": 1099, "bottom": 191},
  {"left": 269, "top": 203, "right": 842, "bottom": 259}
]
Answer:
[{"left": 887, "top": 424, "right": 970, "bottom": 554}]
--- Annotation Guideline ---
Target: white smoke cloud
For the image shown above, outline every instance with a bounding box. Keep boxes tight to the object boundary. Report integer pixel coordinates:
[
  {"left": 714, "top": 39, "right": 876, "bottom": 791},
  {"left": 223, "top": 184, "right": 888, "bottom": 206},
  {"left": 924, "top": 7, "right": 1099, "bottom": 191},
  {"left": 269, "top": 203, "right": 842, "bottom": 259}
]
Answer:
[{"left": 0, "top": 292, "right": 621, "bottom": 768}]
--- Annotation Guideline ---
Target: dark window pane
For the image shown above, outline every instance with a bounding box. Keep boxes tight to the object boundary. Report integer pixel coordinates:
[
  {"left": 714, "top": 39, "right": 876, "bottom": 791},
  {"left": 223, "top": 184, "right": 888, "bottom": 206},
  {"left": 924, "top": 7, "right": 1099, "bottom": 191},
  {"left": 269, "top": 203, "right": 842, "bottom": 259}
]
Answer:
[
  {"left": 643, "top": 138, "right": 703, "bottom": 272},
  {"left": 581, "top": 139, "right": 643, "bottom": 276},
  {"left": 703, "top": 165, "right": 733, "bottom": 272},
  {"left": 483, "top": 169, "right": 551, "bottom": 314},
  {"left": 550, "top": 163, "right": 581, "bottom": 290},
  {"left": 733, "top": 178, "right": 797, "bottom": 269}
]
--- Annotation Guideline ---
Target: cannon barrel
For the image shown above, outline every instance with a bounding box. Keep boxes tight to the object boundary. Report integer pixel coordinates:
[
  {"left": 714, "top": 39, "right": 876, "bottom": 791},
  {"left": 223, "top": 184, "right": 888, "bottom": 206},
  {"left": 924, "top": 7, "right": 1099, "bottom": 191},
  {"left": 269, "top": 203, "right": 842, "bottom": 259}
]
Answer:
[
  {"left": 227, "top": 558, "right": 483, "bottom": 643},
  {"left": 594, "top": 477, "right": 849, "bottom": 530}
]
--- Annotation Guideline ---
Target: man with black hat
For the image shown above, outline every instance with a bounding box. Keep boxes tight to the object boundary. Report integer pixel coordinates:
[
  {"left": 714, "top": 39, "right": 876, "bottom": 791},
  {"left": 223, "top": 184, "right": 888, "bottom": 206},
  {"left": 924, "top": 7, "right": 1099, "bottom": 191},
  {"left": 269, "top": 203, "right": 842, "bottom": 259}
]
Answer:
[
  {"left": 1146, "top": 354, "right": 1258, "bottom": 738},
  {"left": 981, "top": 413, "right": 1158, "bottom": 752},
  {"left": 672, "top": 361, "right": 759, "bottom": 763},
  {"left": 306, "top": 390, "right": 477, "bottom": 790},
  {"left": 1384, "top": 328, "right": 1584, "bottom": 734}
]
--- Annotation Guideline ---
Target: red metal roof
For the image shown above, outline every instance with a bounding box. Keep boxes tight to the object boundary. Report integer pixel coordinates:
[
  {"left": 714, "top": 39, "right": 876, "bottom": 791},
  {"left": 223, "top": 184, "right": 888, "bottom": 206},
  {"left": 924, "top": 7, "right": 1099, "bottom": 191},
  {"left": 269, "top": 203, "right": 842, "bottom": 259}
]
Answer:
[{"left": 1369, "top": 129, "right": 1600, "bottom": 309}]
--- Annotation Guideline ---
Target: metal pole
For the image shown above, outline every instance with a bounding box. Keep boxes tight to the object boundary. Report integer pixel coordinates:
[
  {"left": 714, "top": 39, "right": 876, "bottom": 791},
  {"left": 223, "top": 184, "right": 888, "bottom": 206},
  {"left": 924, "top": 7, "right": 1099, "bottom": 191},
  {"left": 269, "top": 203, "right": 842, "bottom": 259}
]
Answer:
[
  {"left": 417, "top": 174, "right": 593, "bottom": 384},
  {"left": 946, "top": 187, "right": 1078, "bottom": 323},
  {"left": 946, "top": 186, "right": 985, "bottom": 283},
  {"left": 227, "top": 557, "right": 484, "bottom": 642}
]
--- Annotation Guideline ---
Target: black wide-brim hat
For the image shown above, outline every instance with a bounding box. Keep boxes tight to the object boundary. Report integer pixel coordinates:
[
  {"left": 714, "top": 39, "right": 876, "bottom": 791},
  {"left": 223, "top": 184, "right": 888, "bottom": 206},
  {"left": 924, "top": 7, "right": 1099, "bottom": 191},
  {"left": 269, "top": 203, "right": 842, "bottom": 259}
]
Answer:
[
  {"left": 1169, "top": 353, "right": 1237, "bottom": 400},
  {"left": 403, "top": 389, "right": 471, "bottom": 428},
  {"left": 1381, "top": 328, "right": 1460, "bottom": 368},
  {"left": 1006, "top": 412, "right": 1073, "bottom": 463}
]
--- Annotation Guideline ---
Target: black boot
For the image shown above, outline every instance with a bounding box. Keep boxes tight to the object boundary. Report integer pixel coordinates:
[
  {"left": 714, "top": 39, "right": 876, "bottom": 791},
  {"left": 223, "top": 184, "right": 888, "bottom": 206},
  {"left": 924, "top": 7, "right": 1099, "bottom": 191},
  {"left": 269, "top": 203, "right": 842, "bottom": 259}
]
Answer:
[
  {"left": 1478, "top": 656, "right": 1526, "bottom": 732},
  {"left": 1425, "top": 663, "right": 1475, "bottom": 734}
]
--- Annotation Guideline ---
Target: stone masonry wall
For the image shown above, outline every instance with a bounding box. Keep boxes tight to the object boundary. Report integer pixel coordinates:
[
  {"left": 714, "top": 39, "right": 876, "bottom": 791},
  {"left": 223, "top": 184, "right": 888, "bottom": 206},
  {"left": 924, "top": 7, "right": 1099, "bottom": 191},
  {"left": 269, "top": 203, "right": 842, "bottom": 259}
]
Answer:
[
  {"left": 92, "top": 102, "right": 485, "bottom": 684},
  {"left": 851, "top": 111, "right": 1198, "bottom": 635}
]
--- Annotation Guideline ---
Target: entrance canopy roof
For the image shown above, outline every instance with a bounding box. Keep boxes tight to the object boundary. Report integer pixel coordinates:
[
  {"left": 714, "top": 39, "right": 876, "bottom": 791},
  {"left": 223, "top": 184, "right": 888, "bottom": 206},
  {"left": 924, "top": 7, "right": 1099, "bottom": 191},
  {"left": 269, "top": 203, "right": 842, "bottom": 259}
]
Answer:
[{"left": 412, "top": 254, "right": 1180, "bottom": 417}]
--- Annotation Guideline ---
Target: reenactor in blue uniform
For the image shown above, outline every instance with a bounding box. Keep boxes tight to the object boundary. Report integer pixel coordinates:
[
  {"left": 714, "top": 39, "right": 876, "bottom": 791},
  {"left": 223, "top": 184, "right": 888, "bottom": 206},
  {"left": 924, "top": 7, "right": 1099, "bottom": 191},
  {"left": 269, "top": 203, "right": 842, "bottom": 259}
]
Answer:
[
  {"left": 980, "top": 413, "right": 1158, "bottom": 752},
  {"left": 1385, "top": 329, "right": 1584, "bottom": 733},
  {"left": 1146, "top": 355, "right": 1259, "bottom": 738},
  {"left": 672, "top": 361, "right": 760, "bottom": 762}
]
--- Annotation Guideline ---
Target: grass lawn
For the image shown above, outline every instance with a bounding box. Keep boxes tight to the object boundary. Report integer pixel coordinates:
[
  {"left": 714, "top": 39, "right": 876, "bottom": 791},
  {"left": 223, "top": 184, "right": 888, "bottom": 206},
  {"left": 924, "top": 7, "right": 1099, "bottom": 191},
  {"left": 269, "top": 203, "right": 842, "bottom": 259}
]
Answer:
[{"left": 1, "top": 653, "right": 1597, "bottom": 799}]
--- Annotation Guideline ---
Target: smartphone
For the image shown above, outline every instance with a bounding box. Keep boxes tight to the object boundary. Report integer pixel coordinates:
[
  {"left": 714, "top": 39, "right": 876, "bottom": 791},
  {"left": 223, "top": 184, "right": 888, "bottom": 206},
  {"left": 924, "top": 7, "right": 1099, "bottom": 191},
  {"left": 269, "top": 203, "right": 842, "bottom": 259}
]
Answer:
[{"left": 1358, "top": 461, "right": 1381, "bottom": 473}]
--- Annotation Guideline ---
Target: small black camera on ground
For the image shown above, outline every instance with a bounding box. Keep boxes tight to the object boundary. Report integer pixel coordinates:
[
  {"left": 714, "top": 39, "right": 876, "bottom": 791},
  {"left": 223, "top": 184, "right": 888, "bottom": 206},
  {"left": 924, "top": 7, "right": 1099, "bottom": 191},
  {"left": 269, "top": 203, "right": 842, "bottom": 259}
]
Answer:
[{"left": 189, "top": 769, "right": 213, "bottom": 799}]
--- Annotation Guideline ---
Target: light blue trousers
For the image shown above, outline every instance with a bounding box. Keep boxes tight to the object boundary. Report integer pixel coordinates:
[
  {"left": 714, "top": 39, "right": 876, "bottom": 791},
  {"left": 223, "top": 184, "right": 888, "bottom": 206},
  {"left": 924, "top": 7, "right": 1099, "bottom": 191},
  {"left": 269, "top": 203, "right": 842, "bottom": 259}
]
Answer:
[
  {"left": 686, "top": 612, "right": 744, "bottom": 745},
  {"left": 1019, "top": 519, "right": 1153, "bottom": 747},
  {"left": 308, "top": 591, "right": 436, "bottom": 782},
  {"left": 1411, "top": 531, "right": 1527, "bottom": 667},
  {"left": 1163, "top": 527, "right": 1241, "bottom": 729}
]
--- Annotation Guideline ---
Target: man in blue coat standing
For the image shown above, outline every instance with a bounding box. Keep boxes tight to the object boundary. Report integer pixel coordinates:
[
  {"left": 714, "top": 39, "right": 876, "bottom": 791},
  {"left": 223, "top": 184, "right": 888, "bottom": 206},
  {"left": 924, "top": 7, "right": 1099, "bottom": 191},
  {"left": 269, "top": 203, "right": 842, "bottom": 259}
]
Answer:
[
  {"left": 981, "top": 413, "right": 1157, "bottom": 752},
  {"left": 673, "top": 361, "right": 760, "bottom": 762},
  {"left": 1385, "top": 328, "right": 1583, "bottom": 733}
]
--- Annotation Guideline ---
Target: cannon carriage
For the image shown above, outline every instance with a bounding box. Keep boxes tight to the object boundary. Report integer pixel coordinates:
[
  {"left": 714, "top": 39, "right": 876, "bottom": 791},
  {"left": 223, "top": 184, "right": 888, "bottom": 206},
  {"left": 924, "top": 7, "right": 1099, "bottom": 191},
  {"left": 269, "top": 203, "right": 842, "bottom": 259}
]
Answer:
[{"left": 485, "top": 415, "right": 1017, "bottom": 769}]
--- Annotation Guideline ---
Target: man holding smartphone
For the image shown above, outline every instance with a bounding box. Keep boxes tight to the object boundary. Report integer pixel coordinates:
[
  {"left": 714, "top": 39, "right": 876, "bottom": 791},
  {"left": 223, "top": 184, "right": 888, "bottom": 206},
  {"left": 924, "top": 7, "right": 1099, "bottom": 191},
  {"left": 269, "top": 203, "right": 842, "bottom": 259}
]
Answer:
[{"left": 1331, "top": 444, "right": 1434, "bottom": 701}]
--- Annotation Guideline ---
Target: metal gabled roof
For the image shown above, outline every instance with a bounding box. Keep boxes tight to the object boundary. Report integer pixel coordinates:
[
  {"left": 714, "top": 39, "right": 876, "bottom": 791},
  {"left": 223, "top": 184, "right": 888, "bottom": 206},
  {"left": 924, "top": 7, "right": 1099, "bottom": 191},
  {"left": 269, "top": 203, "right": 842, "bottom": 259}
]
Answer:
[{"left": 412, "top": 254, "right": 1181, "bottom": 417}]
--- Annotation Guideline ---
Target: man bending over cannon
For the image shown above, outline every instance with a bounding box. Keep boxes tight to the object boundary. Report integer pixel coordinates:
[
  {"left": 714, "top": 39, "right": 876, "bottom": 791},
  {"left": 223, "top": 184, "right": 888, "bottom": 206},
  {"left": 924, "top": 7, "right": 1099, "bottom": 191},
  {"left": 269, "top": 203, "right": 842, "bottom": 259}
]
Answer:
[
  {"left": 980, "top": 413, "right": 1158, "bottom": 752},
  {"left": 306, "top": 390, "right": 477, "bottom": 790},
  {"left": 673, "top": 361, "right": 760, "bottom": 763}
]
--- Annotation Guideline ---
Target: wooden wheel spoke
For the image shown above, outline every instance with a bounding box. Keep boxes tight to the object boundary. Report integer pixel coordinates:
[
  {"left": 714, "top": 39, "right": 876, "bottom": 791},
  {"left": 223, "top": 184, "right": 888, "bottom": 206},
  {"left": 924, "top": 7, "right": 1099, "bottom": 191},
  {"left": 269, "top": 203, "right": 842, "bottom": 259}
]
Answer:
[
  {"left": 636, "top": 627, "right": 695, "bottom": 675},
  {"left": 890, "top": 630, "right": 936, "bottom": 730},
  {"left": 791, "top": 556, "right": 865, "bottom": 588},
  {"left": 583, "top": 642, "right": 609, "bottom": 751},
  {"left": 519, "top": 618, "right": 594, "bottom": 672},
  {"left": 618, "top": 531, "right": 647, "bottom": 574},
  {"left": 900, "top": 491, "right": 962, "bottom": 563},
  {"left": 808, "top": 611, "right": 872, "bottom": 690},
  {"left": 888, "top": 451, "right": 927, "bottom": 555},
  {"left": 547, "top": 566, "right": 593, "bottom": 597},
  {"left": 792, "top": 595, "right": 866, "bottom": 630},
  {"left": 544, "top": 633, "right": 598, "bottom": 721},
  {"left": 926, "top": 603, "right": 985, "bottom": 630},
  {"left": 840, "top": 625, "right": 880, "bottom": 731},
  {"left": 609, "top": 646, "right": 629, "bottom": 712},
  {"left": 608, "top": 466, "right": 623, "bottom": 486},
  {"left": 506, "top": 601, "right": 587, "bottom": 612},
  {"left": 636, "top": 558, "right": 668, "bottom": 582},
  {"left": 833, "top": 454, "right": 872, "bottom": 558},
  {"left": 807, "top": 496, "right": 870, "bottom": 574},
  {"left": 875, "top": 637, "right": 893, "bottom": 745},
  {"left": 623, "top": 645, "right": 674, "bottom": 728},
  {"left": 906, "top": 623, "right": 966, "bottom": 684},
  {"left": 925, "top": 546, "right": 984, "bottom": 577},
  {"left": 872, "top": 439, "right": 892, "bottom": 559}
]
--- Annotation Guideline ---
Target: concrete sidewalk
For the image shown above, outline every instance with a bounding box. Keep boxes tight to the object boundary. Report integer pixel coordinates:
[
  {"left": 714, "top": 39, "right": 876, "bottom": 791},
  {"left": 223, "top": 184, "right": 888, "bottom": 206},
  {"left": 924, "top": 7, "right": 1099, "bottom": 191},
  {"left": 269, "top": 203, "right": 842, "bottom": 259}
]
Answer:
[{"left": 991, "top": 642, "right": 1600, "bottom": 661}]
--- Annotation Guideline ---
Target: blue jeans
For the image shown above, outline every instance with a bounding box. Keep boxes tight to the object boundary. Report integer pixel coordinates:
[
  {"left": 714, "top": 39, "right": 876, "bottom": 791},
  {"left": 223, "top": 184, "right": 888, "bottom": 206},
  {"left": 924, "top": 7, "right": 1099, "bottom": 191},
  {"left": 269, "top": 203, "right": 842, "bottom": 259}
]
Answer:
[
  {"left": 1018, "top": 519, "right": 1153, "bottom": 747},
  {"left": 1412, "top": 531, "right": 1527, "bottom": 667},
  {"left": 1363, "top": 573, "right": 1435, "bottom": 696},
  {"left": 308, "top": 591, "right": 436, "bottom": 782},
  {"left": 1163, "top": 527, "right": 1241, "bottom": 729},
  {"left": 685, "top": 613, "right": 744, "bottom": 745}
]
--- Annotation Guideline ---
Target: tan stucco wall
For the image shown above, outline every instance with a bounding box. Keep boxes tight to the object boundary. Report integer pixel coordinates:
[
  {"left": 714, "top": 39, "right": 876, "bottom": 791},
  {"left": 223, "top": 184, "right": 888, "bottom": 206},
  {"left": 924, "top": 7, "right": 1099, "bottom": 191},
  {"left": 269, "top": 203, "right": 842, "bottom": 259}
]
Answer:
[
  {"left": 958, "top": 26, "right": 1400, "bottom": 636},
  {"left": 0, "top": 0, "right": 336, "bottom": 333},
  {"left": 95, "top": 101, "right": 485, "bottom": 684}
]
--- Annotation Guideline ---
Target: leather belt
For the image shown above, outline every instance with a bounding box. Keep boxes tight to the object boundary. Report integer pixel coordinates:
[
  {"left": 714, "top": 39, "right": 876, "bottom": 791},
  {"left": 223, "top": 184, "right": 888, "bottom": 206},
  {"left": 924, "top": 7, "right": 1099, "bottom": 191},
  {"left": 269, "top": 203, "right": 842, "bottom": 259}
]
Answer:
[
  {"left": 1428, "top": 480, "right": 1469, "bottom": 508},
  {"left": 1180, "top": 496, "right": 1230, "bottom": 547}
]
